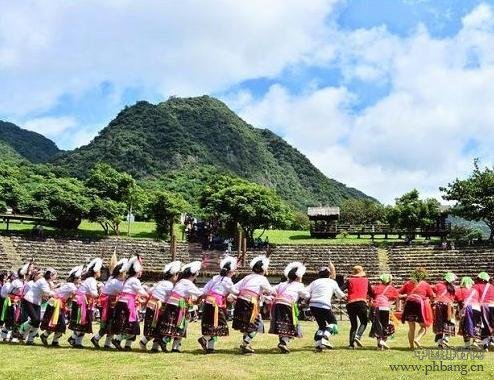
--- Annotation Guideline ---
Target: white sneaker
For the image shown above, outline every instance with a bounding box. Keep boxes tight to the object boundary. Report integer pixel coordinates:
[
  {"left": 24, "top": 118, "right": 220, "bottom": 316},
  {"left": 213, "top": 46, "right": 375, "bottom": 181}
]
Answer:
[
  {"left": 10, "top": 337, "right": 19, "bottom": 343},
  {"left": 379, "top": 340, "right": 389, "bottom": 349},
  {"left": 321, "top": 338, "right": 333, "bottom": 349}
]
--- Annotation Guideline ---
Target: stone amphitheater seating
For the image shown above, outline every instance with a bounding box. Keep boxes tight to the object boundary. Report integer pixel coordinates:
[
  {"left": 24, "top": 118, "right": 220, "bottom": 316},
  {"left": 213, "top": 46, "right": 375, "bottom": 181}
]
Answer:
[
  {"left": 198, "top": 244, "right": 380, "bottom": 281},
  {"left": 7, "top": 236, "right": 188, "bottom": 279},
  {"left": 3, "top": 236, "right": 494, "bottom": 285},
  {"left": 0, "top": 239, "right": 12, "bottom": 271},
  {"left": 388, "top": 245, "right": 494, "bottom": 282}
]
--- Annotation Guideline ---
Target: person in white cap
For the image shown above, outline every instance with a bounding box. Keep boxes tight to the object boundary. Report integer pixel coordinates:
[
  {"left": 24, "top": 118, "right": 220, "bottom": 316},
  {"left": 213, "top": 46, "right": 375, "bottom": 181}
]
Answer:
[
  {"left": 139, "top": 260, "right": 182, "bottom": 352},
  {"left": 198, "top": 255, "right": 237, "bottom": 353},
  {"left": 112, "top": 256, "right": 148, "bottom": 351},
  {"left": 231, "top": 255, "right": 274, "bottom": 354},
  {"left": 160, "top": 261, "right": 203, "bottom": 353},
  {"left": 20, "top": 267, "right": 57, "bottom": 344},
  {"left": 269, "top": 261, "right": 309, "bottom": 353},
  {"left": 4, "top": 261, "right": 32, "bottom": 342},
  {"left": 306, "top": 265, "right": 345, "bottom": 351},
  {"left": 90, "top": 258, "right": 128, "bottom": 349},
  {"left": 68, "top": 257, "right": 102, "bottom": 348},
  {"left": 40, "top": 265, "right": 82, "bottom": 346}
]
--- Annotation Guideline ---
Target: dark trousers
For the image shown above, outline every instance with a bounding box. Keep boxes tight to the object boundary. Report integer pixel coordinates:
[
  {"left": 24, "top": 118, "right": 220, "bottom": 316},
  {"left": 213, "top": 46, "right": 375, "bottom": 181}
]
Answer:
[
  {"left": 310, "top": 306, "right": 337, "bottom": 341},
  {"left": 21, "top": 299, "right": 41, "bottom": 328},
  {"left": 346, "top": 301, "right": 368, "bottom": 346}
]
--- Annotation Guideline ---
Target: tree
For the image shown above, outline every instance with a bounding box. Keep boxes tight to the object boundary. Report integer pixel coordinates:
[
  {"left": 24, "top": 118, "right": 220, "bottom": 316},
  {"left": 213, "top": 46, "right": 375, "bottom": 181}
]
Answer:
[
  {"left": 202, "top": 182, "right": 290, "bottom": 243},
  {"left": 390, "top": 189, "right": 440, "bottom": 239},
  {"left": 441, "top": 161, "right": 494, "bottom": 241},
  {"left": 340, "top": 199, "right": 386, "bottom": 225},
  {"left": 148, "top": 190, "right": 189, "bottom": 239},
  {"left": 26, "top": 177, "right": 91, "bottom": 229},
  {"left": 85, "top": 164, "right": 137, "bottom": 235}
]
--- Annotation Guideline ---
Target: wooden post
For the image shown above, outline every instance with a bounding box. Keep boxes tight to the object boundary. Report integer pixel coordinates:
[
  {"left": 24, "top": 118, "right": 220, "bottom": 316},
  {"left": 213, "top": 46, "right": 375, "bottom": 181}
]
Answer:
[
  {"left": 242, "top": 237, "right": 247, "bottom": 267},
  {"left": 237, "top": 229, "right": 243, "bottom": 258},
  {"left": 170, "top": 234, "right": 177, "bottom": 261}
]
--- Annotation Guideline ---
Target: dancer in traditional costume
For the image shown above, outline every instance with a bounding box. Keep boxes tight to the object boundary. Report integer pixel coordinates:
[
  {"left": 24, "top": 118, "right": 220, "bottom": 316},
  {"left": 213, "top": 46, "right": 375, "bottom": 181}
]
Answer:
[
  {"left": 474, "top": 272, "right": 494, "bottom": 351},
  {"left": 91, "top": 258, "right": 128, "bottom": 349},
  {"left": 68, "top": 258, "right": 102, "bottom": 348},
  {"left": 400, "top": 267, "right": 435, "bottom": 349},
  {"left": 306, "top": 265, "right": 344, "bottom": 351},
  {"left": 40, "top": 266, "right": 82, "bottom": 347},
  {"left": 139, "top": 260, "right": 182, "bottom": 352},
  {"left": 231, "top": 255, "right": 274, "bottom": 354},
  {"left": 112, "top": 256, "right": 148, "bottom": 351},
  {"left": 159, "top": 261, "right": 203, "bottom": 353},
  {"left": 456, "top": 276, "right": 482, "bottom": 349},
  {"left": 198, "top": 256, "right": 236, "bottom": 353},
  {"left": 4, "top": 262, "right": 31, "bottom": 342},
  {"left": 432, "top": 272, "right": 457, "bottom": 348},
  {"left": 369, "top": 274, "right": 399, "bottom": 349},
  {"left": 20, "top": 268, "right": 57, "bottom": 344},
  {"left": 0, "top": 272, "right": 11, "bottom": 341},
  {"left": 345, "top": 265, "right": 372, "bottom": 348},
  {"left": 269, "top": 262, "right": 309, "bottom": 353}
]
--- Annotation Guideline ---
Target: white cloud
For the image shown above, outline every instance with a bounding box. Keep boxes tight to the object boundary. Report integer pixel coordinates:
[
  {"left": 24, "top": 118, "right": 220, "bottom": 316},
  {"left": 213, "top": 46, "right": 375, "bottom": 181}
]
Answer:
[
  {"left": 231, "top": 3, "right": 494, "bottom": 204},
  {"left": 22, "top": 116, "right": 76, "bottom": 137},
  {"left": 0, "top": 0, "right": 340, "bottom": 117}
]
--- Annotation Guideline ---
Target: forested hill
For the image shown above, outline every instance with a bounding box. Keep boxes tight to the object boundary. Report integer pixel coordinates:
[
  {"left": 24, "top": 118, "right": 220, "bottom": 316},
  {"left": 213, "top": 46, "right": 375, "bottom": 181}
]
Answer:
[
  {"left": 53, "top": 96, "right": 374, "bottom": 209},
  {"left": 0, "top": 121, "right": 61, "bottom": 163}
]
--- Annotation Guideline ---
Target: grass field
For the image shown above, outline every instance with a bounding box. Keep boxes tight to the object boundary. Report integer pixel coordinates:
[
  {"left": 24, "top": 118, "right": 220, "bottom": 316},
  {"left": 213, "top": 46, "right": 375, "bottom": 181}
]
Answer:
[
  {"left": 0, "top": 320, "right": 491, "bottom": 380},
  {"left": 0, "top": 219, "right": 440, "bottom": 246}
]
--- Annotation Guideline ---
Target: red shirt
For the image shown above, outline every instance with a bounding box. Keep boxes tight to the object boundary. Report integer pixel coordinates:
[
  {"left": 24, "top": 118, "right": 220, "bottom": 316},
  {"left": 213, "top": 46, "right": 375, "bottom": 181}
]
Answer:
[
  {"left": 474, "top": 283, "right": 494, "bottom": 304},
  {"left": 372, "top": 284, "right": 399, "bottom": 308},
  {"left": 455, "top": 287, "right": 480, "bottom": 307},
  {"left": 400, "top": 280, "right": 434, "bottom": 299},
  {"left": 433, "top": 282, "right": 455, "bottom": 302},
  {"left": 346, "top": 276, "right": 370, "bottom": 303}
]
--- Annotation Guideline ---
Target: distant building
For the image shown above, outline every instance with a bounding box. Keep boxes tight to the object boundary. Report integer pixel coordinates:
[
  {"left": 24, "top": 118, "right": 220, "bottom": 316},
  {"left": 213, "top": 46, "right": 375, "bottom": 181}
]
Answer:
[{"left": 307, "top": 206, "right": 340, "bottom": 238}]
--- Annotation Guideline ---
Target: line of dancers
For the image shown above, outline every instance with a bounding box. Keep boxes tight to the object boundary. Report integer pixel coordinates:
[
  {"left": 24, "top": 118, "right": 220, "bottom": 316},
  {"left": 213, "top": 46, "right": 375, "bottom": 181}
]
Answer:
[{"left": 0, "top": 255, "right": 493, "bottom": 353}]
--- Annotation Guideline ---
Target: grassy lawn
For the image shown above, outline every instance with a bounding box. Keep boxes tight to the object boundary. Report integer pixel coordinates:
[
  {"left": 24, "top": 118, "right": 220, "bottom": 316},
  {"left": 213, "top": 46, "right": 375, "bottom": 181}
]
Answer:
[
  {"left": 0, "top": 219, "right": 440, "bottom": 246},
  {"left": 0, "top": 220, "right": 186, "bottom": 241},
  {"left": 0, "top": 320, "right": 491, "bottom": 379}
]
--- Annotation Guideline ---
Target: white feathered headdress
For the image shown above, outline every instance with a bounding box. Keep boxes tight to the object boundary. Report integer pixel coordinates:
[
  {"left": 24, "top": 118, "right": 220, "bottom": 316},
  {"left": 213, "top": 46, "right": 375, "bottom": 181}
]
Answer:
[
  {"left": 19, "top": 261, "right": 32, "bottom": 276},
  {"left": 120, "top": 256, "right": 142, "bottom": 274},
  {"left": 220, "top": 256, "right": 237, "bottom": 272},
  {"left": 163, "top": 261, "right": 182, "bottom": 275},
  {"left": 68, "top": 265, "right": 84, "bottom": 278},
  {"left": 86, "top": 257, "right": 103, "bottom": 273},
  {"left": 181, "top": 261, "right": 202, "bottom": 276},
  {"left": 250, "top": 255, "right": 269, "bottom": 272},
  {"left": 115, "top": 258, "right": 128, "bottom": 268},
  {"left": 284, "top": 261, "right": 306, "bottom": 278}
]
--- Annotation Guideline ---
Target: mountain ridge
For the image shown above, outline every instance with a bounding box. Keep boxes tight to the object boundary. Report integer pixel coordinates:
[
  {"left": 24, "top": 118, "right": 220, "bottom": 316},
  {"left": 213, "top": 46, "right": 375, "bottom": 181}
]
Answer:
[{"left": 53, "top": 96, "right": 374, "bottom": 209}]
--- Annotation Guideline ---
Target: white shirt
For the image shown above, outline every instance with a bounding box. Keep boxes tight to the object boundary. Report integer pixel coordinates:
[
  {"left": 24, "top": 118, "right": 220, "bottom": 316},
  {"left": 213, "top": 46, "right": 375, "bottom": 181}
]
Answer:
[
  {"left": 202, "top": 275, "right": 234, "bottom": 296},
  {"left": 121, "top": 276, "right": 147, "bottom": 297},
  {"left": 167, "top": 279, "right": 202, "bottom": 306},
  {"left": 24, "top": 278, "right": 53, "bottom": 305},
  {"left": 232, "top": 273, "right": 274, "bottom": 300},
  {"left": 102, "top": 278, "right": 124, "bottom": 296},
  {"left": 1, "top": 282, "right": 11, "bottom": 298},
  {"left": 78, "top": 277, "right": 98, "bottom": 297},
  {"left": 55, "top": 282, "right": 77, "bottom": 301},
  {"left": 274, "top": 281, "right": 309, "bottom": 303},
  {"left": 10, "top": 279, "right": 24, "bottom": 296},
  {"left": 306, "top": 278, "right": 345, "bottom": 309},
  {"left": 150, "top": 280, "right": 174, "bottom": 302}
]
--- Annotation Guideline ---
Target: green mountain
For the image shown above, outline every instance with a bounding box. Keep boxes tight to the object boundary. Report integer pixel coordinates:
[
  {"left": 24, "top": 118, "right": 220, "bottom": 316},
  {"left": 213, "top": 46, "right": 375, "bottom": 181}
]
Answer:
[
  {"left": 0, "top": 121, "right": 61, "bottom": 163},
  {"left": 0, "top": 140, "right": 24, "bottom": 163},
  {"left": 54, "top": 96, "right": 374, "bottom": 209}
]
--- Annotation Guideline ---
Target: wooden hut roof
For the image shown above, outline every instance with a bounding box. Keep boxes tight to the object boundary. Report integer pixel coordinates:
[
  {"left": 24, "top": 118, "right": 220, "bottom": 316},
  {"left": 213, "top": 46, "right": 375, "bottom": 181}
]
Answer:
[{"left": 307, "top": 206, "right": 340, "bottom": 217}]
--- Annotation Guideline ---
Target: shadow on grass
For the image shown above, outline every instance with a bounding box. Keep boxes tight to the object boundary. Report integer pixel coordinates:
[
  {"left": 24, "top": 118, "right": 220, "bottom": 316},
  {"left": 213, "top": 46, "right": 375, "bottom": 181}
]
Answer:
[{"left": 288, "top": 235, "right": 313, "bottom": 240}]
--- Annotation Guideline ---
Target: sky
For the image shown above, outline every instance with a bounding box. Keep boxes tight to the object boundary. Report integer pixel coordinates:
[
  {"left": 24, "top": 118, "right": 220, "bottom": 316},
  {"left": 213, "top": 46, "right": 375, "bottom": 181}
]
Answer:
[{"left": 1, "top": 0, "right": 494, "bottom": 204}]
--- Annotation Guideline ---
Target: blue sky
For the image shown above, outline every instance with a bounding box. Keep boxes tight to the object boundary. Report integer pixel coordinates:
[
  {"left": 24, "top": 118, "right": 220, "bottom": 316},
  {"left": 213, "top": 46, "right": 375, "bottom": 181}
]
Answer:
[{"left": 1, "top": 0, "right": 494, "bottom": 203}]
